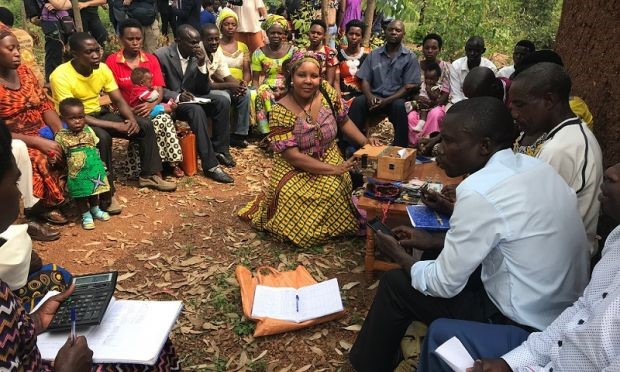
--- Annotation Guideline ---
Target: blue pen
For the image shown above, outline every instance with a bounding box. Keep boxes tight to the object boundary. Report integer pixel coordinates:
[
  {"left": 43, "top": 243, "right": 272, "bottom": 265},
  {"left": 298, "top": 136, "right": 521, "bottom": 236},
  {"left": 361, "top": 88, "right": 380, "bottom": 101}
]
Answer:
[
  {"left": 295, "top": 295, "right": 299, "bottom": 312},
  {"left": 70, "top": 306, "right": 77, "bottom": 343}
]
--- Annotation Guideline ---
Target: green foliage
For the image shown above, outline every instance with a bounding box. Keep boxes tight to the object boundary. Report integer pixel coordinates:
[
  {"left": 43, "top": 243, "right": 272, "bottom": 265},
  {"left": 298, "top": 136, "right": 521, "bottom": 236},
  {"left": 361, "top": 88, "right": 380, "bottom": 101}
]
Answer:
[
  {"left": 373, "top": 0, "right": 563, "bottom": 60},
  {"left": 232, "top": 318, "right": 256, "bottom": 336},
  {"left": 291, "top": 1, "right": 319, "bottom": 48}
]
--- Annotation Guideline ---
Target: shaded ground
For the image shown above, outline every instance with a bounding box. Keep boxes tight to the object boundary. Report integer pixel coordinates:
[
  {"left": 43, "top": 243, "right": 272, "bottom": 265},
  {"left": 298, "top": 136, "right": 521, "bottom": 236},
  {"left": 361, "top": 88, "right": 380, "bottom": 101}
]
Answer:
[{"left": 36, "top": 139, "right": 390, "bottom": 371}]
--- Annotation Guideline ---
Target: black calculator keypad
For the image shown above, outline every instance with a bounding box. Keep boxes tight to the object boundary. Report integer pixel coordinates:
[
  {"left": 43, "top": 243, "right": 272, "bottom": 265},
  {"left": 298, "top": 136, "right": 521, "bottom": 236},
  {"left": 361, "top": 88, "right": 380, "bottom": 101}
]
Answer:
[{"left": 47, "top": 272, "right": 117, "bottom": 332}]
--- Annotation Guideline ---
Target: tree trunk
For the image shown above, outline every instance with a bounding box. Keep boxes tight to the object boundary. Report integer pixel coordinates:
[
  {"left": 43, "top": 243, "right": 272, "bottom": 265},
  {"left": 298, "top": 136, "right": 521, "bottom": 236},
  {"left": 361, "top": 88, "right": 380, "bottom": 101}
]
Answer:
[
  {"left": 72, "top": 0, "right": 84, "bottom": 32},
  {"left": 321, "top": 0, "right": 329, "bottom": 27},
  {"left": 555, "top": 0, "right": 620, "bottom": 237},
  {"left": 555, "top": 0, "right": 620, "bottom": 167},
  {"left": 362, "top": 0, "right": 376, "bottom": 47}
]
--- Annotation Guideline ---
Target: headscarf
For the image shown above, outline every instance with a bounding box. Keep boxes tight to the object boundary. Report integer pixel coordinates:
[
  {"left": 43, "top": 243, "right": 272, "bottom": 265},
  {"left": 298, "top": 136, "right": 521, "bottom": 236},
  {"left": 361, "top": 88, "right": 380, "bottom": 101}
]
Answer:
[
  {"left": 261, "top": 14, "right": 289, "bottom": 32},
  {"left": 216, "top": 7, "right": 238, "bottom": 31},
  {"left": 289, "top": 49, "right": 323, "bottom": 72}
]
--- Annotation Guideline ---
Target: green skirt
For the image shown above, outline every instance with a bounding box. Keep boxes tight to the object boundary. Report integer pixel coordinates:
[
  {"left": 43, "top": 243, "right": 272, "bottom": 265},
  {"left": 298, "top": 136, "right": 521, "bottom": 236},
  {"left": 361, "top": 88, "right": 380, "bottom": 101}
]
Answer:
[{"left": 66, "top": 146, "right": 110, "bottom": 198}]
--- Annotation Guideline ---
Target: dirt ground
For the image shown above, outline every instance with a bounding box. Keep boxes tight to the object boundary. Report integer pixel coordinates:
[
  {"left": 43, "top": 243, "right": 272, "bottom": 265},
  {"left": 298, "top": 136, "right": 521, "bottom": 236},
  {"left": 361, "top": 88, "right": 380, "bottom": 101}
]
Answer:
[{"left": 35, "top": 139, "right": 386, "bottom": 371}]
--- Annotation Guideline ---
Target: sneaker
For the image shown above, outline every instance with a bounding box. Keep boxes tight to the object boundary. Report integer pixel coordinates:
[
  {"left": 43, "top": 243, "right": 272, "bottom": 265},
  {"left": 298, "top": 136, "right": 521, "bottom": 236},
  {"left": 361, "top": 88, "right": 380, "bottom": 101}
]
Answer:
[{"left": 139, "top": 174, "right": 177, "bottom": 192}]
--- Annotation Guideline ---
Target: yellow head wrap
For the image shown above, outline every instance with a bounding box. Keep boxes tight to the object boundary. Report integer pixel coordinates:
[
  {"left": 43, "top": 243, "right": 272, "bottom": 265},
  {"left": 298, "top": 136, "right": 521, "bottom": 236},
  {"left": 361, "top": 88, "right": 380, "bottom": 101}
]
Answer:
[
  {"left": 261, "top": 14, "right": 289, "bottom": 32},
  {"left": 216, "top": 7, "right": 238, "bottom": 31}
]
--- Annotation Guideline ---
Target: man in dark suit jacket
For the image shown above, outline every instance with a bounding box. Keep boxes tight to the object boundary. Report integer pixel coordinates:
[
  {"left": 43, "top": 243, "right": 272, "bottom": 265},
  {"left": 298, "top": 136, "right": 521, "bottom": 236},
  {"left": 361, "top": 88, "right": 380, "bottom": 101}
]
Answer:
[
  {"left": 173, "top": 0, "right": 201, "bottom": 30},
  {"left": 154, "top": 24, "right": 234, "bottom": 183}
]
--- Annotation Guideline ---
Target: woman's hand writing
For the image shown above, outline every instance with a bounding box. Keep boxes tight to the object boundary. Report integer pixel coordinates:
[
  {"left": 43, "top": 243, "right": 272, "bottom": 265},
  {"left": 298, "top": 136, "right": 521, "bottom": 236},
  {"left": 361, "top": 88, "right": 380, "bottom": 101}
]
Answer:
[{"left": 54, "top": 336, "right": 93, "bottom": 372}]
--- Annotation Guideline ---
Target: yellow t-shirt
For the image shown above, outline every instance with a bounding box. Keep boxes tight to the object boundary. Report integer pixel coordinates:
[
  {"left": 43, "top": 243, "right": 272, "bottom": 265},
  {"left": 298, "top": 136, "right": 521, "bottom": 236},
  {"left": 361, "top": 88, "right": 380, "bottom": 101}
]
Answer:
[{"left": 50, "top": 61, "right": 118, "bottom": 115}]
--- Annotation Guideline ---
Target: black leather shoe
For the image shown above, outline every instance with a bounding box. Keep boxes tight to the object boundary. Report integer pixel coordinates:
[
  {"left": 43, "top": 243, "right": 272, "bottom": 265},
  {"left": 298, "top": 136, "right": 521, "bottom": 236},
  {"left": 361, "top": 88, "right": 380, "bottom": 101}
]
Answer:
[
  {"left": 216, "top": 152, "right": 236, "bottom": 167},
  {"left": 230, "top": 135, "right": 249, "bottom": 148},
  {"left": 27, "top": 221, "right": 60, "bottom": 241},
  {"left": 204, "top": 167, "right": 234, "bottom": 183}
]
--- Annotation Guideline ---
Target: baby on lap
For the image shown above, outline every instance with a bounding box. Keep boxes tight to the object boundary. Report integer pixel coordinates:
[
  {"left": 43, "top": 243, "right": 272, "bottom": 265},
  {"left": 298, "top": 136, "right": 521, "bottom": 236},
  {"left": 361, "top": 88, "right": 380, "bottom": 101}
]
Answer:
[{"left": 129, "top": 67, "right": 176, "bottom": 119}]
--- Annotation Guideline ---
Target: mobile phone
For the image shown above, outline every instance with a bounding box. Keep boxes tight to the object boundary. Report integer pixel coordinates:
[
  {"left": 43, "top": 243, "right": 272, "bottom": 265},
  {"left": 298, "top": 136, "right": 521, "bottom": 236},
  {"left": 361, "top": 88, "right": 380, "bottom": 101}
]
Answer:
[{"left": 367, "top": 217, "right": 395, "bottom": 238}]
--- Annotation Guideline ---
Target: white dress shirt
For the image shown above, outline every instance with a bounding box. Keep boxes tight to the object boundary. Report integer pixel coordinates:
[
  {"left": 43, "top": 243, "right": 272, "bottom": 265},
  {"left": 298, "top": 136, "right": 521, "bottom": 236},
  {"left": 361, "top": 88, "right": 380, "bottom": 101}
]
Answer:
[
  {"left": 503, "top": 226, "right": 620, "bottom": 371},
  {"left": 496, "top": 64, "right": 515, "bottom": 79},
  {"left": 536, "top": 118, "right": 604, "bottom": 256},
  {"left": 410, "top": 149, "right": 590, "bottom": 330},
  {"left": 449, "top": 56, "right": 497, "bottom": 104}
]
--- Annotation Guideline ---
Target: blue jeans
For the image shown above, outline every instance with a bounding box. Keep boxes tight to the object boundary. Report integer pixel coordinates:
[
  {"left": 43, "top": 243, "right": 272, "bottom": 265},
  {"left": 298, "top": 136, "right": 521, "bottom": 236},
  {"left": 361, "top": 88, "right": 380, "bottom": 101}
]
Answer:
[
  {"left": 418, "top": 318, "right": 531, "bottom": 371},
  {"left": 209, "top": 89, "right": 250, "bottom": 136},
  {"left": 327, "top": 24, "right": 338, "bottom": 48}
]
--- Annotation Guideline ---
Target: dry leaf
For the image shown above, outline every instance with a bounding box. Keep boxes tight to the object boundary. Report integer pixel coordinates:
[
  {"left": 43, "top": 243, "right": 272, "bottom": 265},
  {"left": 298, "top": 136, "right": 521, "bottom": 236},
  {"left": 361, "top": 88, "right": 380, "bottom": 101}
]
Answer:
[
  {"left": 309, "top": 346, "right": 324, "bottom": 356},
  {"left": 251, "top": 350, "right": 267, "bottom": 362},
  {"left": 308, "top": 332, "right": 322, "bottom": 340},
  {"left": 180, "top": 256, "right": 204, "bottom": 266},
  {"left": 367, "top": 280, "right": 380, "bottom": 290},
  {"left": 117, "top": 272, "right": 137, "bottom": 282},
  {"left": 343, "top": 324, "right": 362, "bottom": 332},
  {"left": 294, "top": 365, "right": 312, "bottom": 372},
  {"left": 342, "top": 282, "right": 360, "bottom": 290},
  {"left": 339, "top": 340, "right": 353, "bottom": 351}
]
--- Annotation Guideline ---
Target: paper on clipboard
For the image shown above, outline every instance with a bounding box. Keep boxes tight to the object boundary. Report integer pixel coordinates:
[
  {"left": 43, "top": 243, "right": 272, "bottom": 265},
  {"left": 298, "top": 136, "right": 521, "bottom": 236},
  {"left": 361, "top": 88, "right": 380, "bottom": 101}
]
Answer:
[{"left": 178, "top": 97, "right": 211, "bottom": 105}]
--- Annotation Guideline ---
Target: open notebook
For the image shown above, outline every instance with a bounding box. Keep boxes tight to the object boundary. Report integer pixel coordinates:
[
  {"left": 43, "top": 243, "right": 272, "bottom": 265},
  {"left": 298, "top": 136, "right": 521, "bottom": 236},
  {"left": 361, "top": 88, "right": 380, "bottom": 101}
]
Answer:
[
  {"left": 251, "top": 278, "right": 343, "bottom": 323},
  {"left": 35, "top": 292, "right": 182, "bottom": 365}
]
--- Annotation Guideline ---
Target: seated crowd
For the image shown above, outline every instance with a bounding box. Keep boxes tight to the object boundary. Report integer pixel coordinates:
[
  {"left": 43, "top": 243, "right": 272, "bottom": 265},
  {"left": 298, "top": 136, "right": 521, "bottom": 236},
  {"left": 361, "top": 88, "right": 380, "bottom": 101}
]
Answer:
[{"left": 0, "top": 4, "right": 615, "bottom": 371}]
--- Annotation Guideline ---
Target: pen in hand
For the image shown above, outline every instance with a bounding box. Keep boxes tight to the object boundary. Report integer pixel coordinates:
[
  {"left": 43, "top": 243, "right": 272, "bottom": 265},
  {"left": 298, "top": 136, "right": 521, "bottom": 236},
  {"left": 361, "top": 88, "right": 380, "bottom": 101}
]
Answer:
[{"left": 70, "top": 306, "right": 77, "bottom": 344}]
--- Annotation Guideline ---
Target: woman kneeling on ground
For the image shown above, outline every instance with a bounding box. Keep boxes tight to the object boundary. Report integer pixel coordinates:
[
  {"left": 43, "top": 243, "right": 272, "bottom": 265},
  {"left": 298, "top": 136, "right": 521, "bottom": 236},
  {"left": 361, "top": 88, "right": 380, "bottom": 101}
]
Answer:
[{"left": 239, "top": 51, "right": 379, "bottom": 248}]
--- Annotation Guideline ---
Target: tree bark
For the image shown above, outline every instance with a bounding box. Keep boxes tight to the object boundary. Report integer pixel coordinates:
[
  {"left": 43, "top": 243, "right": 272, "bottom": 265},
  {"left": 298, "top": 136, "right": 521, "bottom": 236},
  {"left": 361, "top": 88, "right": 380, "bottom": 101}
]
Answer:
[
  {"left": 555, "top": 0, "right": 620, "bottom": 167},
  {"left": 555, "top": 0, "right": 620, "bottom": 237},
  {"left": 72, "top": 0, "right": 84, "bottom": 32},
  {"left": 362, "top": 0, "right": 376, "bottom": 47}
]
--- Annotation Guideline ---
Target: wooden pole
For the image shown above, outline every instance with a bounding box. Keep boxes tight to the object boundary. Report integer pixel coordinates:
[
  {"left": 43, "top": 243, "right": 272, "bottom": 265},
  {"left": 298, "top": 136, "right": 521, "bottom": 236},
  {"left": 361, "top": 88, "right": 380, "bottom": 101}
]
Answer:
[
  {"left": 362, "top": 0, "right": 376, "bottom": 47},
  {"left": 21, "top": 0, "right": 28, "bottom": 29},
  {"left": 71, "top": 0, "right": 84, "bottom": 32}
]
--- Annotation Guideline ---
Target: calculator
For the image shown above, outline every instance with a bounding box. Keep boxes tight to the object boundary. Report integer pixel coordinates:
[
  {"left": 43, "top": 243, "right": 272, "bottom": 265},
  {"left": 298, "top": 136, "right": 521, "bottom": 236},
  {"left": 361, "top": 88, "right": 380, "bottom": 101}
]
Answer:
[{"left": 47, "top": 271, "right": 118, "bottom": 331}]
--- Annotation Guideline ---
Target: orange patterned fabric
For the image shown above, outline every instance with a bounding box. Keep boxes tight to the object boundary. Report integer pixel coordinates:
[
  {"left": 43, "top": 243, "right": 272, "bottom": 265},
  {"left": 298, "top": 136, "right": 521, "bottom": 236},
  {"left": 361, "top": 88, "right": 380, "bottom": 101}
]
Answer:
[{"left": 0, "top": 65, "right": 64, "bottom": 206}]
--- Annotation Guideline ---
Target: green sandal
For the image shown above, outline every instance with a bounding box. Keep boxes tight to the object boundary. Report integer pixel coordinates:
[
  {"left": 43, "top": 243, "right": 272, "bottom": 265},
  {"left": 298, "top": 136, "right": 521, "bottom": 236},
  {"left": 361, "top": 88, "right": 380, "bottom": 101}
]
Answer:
[
  {"left": 91, "top": 207, "right": 110, "bottom": 221},
  {"left": 81, "top": 212, "right": 95, "bottom": 230}
]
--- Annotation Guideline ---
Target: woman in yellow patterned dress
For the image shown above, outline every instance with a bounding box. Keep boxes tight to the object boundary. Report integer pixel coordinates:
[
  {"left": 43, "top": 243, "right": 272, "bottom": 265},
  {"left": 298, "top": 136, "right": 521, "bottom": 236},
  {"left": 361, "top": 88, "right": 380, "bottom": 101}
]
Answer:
[{"left": 239, "top": 51, "right": 379, "bottom": 248}]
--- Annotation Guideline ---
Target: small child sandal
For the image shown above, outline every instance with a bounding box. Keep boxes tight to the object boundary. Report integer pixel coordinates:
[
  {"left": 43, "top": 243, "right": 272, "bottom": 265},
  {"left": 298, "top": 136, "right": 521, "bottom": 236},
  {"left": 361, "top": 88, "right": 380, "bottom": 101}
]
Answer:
[
  {"left": 91, "top": 207, "right": 110, "bottom": 221},
  {"left": 81, "top": 212, "right": 95, "bottom": 230}
]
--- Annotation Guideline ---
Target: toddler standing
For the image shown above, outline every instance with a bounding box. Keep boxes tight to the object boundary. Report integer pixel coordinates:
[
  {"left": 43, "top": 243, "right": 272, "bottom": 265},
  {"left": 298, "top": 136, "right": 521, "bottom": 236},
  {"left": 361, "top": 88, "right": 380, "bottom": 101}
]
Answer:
[{"left": 55, "top": 98, "right": 111, "bottom": 230}]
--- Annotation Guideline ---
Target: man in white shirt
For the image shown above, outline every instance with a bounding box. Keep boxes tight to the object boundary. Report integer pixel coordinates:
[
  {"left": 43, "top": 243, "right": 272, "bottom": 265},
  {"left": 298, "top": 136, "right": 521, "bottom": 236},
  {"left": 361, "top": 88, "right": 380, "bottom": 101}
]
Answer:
[
  {"left": 496, "top": 39, "right": 535, "bottom": 79},
  {"left": 449, "top": 36, "right": 497, "bottom": 104},
  {"left": 349, "top": 97, "right": 590, "bottom": 372},
  {"left": 511, "top": 62, "right": 603, "bottom": 256},
  {"left": 418, "top": 161, "right": 620, "bottom": 372},
  {"left": 201, "top": 23, "right": 251, "bottom": 148}
]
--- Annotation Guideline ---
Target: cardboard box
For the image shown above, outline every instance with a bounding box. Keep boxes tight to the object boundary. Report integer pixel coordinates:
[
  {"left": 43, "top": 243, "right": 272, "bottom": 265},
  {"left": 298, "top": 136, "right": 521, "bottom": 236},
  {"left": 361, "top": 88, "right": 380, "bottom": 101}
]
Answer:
[
  {"left": 377, "top": 146, "right": 416, "bottom": 181},
  {"left": 353, "top": 145, "right": 387, "bottom": 171}
]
